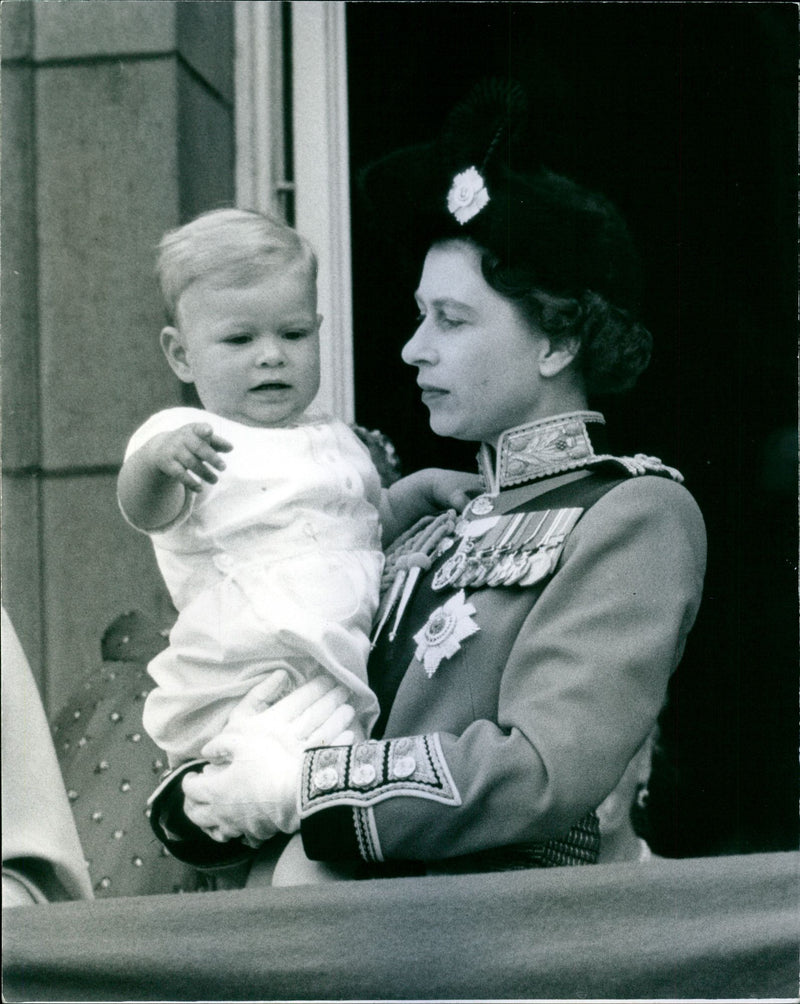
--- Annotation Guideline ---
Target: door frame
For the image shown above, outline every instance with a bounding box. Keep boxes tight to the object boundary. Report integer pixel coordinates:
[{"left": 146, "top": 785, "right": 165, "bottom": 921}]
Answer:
[{"left": 234, "top": 0, "right": 355, "bottom": 422}]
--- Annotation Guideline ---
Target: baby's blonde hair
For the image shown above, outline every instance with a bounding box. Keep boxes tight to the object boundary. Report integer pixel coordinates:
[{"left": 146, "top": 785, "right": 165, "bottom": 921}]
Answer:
[{"left": 157, "top": 208, "right": 318, "bottom": 323}]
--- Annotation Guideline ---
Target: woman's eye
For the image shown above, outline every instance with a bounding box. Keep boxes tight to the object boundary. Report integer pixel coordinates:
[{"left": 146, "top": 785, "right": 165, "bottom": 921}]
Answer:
[
  {"left": 415, "top": 312, "right": 426, "bottom": 326},
  {"left": 439, "top": 315, "right": 464, "bottom": 330}
]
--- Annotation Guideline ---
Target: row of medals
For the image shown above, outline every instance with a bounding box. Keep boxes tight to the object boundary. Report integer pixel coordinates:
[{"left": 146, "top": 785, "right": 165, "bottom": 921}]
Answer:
[{"left": 431, "top": 499, "right": 584, "bottom": 592}]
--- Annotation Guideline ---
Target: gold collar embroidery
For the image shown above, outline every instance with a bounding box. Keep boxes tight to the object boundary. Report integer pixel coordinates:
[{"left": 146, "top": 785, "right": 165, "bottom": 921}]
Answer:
[
  {"left": 476, "top": 410, "right": 684, "bottom": 500},
  {"left": 478, "top": 411, "right": 607, "bottom": 491}
]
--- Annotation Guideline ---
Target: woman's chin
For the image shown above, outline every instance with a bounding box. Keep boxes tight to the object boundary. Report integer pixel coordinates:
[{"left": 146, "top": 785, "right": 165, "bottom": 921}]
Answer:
[
  {"left": 427, "top": 413, "right": 456, "bottom": 438},
  {"left": 424, "top": 402, "right": 486, "bottom": 442},
  {"left": 428, "top": 418, "right": 478, "bottom": 443}
]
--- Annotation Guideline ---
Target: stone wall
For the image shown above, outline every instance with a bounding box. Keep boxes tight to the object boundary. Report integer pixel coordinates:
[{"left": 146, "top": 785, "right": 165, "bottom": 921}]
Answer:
[{"left": 1, "top": 0, "right": 235, "bottom": 714}]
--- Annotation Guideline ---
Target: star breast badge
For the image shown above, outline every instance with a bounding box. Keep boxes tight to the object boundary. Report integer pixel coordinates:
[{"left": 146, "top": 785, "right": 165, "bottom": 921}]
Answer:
[{"left": 413, "top": 590, "right": 480, "bottom": 678}]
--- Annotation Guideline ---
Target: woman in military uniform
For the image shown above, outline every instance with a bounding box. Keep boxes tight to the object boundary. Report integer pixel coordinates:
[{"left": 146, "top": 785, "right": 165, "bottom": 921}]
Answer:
[{"left": 149, "top": 82, "right": 706, "bottom": 877}]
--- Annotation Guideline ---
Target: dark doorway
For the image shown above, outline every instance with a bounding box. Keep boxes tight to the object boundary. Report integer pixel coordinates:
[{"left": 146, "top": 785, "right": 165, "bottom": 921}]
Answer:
[{"left": 346, "top": 2, "right": 798, "bottom": 858}]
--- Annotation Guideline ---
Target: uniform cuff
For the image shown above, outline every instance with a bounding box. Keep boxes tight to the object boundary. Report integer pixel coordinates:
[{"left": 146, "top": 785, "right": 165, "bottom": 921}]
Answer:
[
  {"left": 299, "top": 735, "right": 461, "bottom": 814},
  {"left": 147, "top": 762, "right": 255, "bottom": 870},
  {"left": 300, "top": 806, "right": 362, "bottom": 861},
  {"left": 298, "top": 735, "right": 462, "bottom": 864}
]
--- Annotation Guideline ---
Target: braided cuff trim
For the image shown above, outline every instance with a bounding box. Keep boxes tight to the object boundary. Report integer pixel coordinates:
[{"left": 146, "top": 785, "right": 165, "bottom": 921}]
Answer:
[
  {"left": 300, "top": 733, "right": 461, "bottom": 815},
  {"left": 353, "top": 806, "right": 384, "bottom": 862}
]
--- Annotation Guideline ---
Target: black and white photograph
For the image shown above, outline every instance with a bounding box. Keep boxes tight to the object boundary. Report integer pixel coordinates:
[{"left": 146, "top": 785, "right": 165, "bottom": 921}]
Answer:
[{"left": 2, "top": 2, "right": 797, "bottom": 1000}]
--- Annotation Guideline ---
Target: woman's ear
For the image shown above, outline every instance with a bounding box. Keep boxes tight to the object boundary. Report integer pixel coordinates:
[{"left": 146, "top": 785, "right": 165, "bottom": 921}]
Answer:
[
  {"left": 538, "top": 335, "right": 581, "bottom": 379},
  {"left": 160, "top": 326, "right": 193, "bottom": 383}
]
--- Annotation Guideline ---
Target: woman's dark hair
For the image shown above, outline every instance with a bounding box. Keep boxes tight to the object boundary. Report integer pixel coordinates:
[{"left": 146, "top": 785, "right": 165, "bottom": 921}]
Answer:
[
  {"left": 480, "top": 249, "right": 653, "bottom": 395},
  {"left": 358, "top": 80, "right": 653, "bottom": 394}
]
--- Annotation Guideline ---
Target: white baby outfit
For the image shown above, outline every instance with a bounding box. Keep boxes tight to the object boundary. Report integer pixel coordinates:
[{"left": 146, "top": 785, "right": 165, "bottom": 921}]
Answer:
[{"left": 123, "top": 407, "right": 383, "bottom": 766}]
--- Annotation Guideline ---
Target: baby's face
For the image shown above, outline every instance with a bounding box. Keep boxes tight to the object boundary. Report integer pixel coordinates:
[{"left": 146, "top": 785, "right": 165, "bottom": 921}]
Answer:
[{"left": 171, "top": 264, "right": 321, "bottom": 428}]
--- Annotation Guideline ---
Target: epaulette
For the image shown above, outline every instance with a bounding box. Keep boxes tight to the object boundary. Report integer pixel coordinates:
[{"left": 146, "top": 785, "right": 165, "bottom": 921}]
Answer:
[{"left": 591, "top": 453, "right": 684, "bottom": 483}]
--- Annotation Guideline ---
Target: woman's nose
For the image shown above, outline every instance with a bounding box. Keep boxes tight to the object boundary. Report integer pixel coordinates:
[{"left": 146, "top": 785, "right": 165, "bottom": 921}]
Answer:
[{"left": 401, "top": 321, "right": 437, "bottom": 366}]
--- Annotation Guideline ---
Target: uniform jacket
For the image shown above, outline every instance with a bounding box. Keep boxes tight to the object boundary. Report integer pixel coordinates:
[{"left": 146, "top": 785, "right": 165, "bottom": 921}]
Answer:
[{"left": 149, "top": 413, "right": 707, "bottom": 871}]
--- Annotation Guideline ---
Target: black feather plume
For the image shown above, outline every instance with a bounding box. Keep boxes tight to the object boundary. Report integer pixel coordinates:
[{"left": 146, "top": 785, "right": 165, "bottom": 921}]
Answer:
[{"left": 440, "top": 79, "right": 530, "bottom": 176}]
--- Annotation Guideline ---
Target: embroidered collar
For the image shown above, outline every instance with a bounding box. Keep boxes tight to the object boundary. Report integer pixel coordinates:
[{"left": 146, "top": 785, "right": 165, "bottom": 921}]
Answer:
[
  {"left": 477, "top": 411, "right": 684, "bottom": 492},
  {"left": 478, "top": 411, "right": 607, "bottom": 491}
]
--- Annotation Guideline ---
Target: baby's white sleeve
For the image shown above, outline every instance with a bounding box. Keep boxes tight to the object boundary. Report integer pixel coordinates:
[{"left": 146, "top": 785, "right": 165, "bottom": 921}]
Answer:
[
  {"left": 124, "top": 407, "right": 207, "bottom": 460},
  {"left": 120, "top": 408, "right": 206, "bottom": 532}
]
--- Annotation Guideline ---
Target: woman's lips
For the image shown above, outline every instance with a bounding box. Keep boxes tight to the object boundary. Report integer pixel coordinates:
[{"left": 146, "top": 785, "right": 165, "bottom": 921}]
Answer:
[{"left": 419, "top": 384, "right": 448, "bottom": 403}]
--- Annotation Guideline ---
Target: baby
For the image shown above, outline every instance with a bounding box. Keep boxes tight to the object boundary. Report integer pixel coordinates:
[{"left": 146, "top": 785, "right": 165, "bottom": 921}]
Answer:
[{"left": 119, "top": 208, "right": 470, "bottom": 767}]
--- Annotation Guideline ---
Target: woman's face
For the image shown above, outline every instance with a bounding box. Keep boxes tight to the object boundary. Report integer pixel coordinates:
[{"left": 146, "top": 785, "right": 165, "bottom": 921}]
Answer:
[{"left": 402, "top": 240, "right": 555, "bottom": 447}]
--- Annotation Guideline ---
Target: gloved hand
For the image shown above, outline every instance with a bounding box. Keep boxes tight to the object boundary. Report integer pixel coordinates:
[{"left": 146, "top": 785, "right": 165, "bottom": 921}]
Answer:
[
  {"left": 224, "top": 666, "right": 295, "bottom": 727},
  {"left": 182, "top": 675, "right": 355, "bottom": 848}
]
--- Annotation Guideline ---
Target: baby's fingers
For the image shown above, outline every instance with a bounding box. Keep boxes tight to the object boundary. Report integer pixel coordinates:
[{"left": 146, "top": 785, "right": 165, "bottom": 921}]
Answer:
[
  {"left": 446, "top": 473, "right": 482, "bottom": 509},
  {"left": 191, "top": 424, "right": 233, "bottom": 455},
  {"left": 448, "top": 488, "right": 479, "bottom": 511},
  {"left": 185, "top": 426, "right": 231, "bottom": 474},
  {"left": 171, "top": 446, "right": 220, "bottom": 488},
  {"left": 207, "top": 431, "right": 234, "bottom": 455},
  {"left": 159, "top": 454, "right": 209, "bottom": 492}
]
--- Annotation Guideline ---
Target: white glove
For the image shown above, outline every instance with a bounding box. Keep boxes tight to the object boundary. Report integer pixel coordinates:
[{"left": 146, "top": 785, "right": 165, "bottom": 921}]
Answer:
[
  {"left": 224, "top": 666, "right": 295, "bottom": 727},
  {"left": 182, "top": 676, "right": 355, "bottom": 848}
]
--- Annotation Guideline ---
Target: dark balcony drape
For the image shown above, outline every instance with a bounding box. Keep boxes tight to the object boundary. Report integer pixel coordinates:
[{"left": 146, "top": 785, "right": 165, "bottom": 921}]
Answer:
[{"left": 3, "top": 850, "right": 797, "bottom": 1001}]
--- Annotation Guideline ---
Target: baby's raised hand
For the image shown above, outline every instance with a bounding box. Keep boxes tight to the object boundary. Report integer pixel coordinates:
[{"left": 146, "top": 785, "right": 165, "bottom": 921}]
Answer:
[{"left": 151, "top": 423, "right": 233, "bottom": 492}]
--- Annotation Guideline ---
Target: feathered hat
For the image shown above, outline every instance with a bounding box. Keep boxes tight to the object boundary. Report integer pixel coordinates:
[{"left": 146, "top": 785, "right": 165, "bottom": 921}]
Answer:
[{"left": 357, "top": 80, "right": 643, "bottom": 314}]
